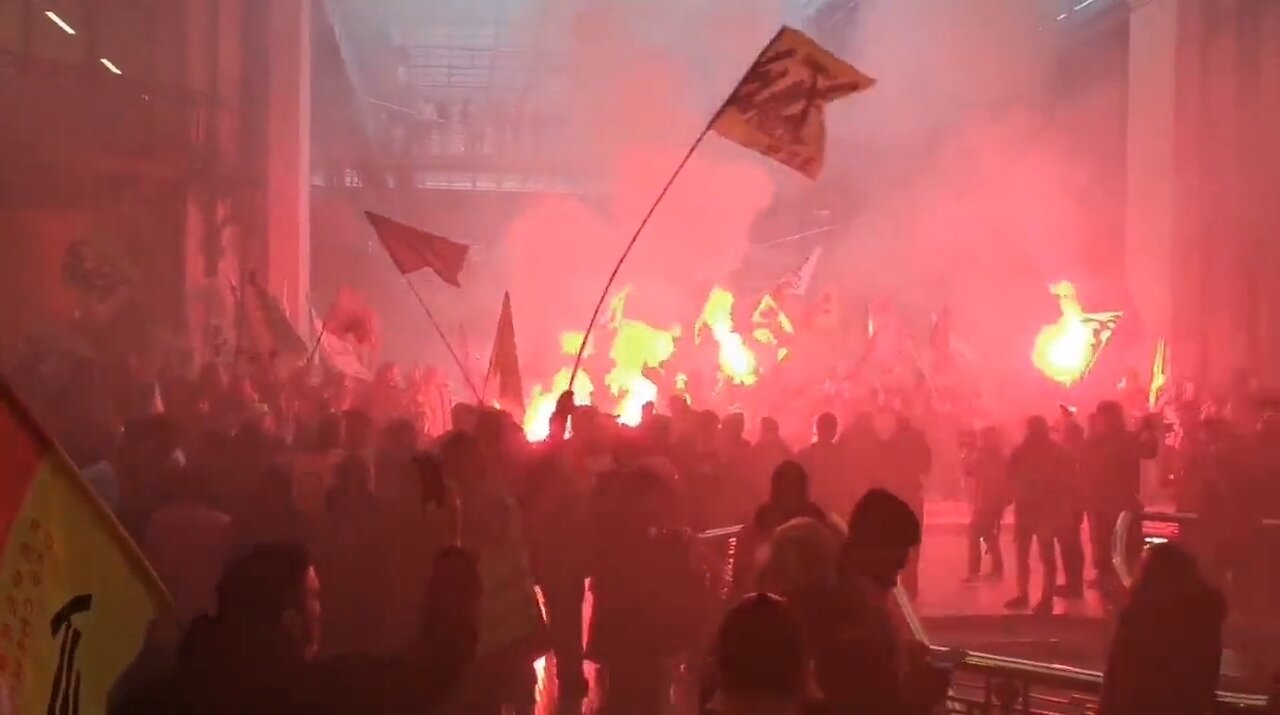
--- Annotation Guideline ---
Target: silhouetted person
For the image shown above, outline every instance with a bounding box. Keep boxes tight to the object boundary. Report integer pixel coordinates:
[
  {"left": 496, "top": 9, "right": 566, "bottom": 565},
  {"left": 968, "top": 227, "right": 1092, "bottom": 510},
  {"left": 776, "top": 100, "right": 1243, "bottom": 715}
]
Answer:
[
  {"left": 735, "top": 462, "right": 838, "bottom": 594},
  {"left": 719, "top": 412, "right": 756, "bottom": 521},
  {"left": 796, "top": 412, "right": 845, "bottom": 514},
  {"left": 811, "top": 489, "right": 948, "bottom": 715},
  {"left": 962, "top": 426, "right": 1008, "bottom": 581},
  {"left": 750, "top": 416, "right": 793, "bottom": 503},
  {"left": 1082, "top": 401, "right": 1158, "bottom": 597},
  {"left": 314, "top": 455, "right": 393, "bottom": 655},
  {"left": 866, "top": 409, "right": 932, "bottom": 599},
  {"left": 1005, "top": 416, "right": 1072, "bottom": 615},
  {"left": 1100, "top": 543, "right": 1225, "bottom": 715},
  {"left": 703, "top": 594, "right": 813, "bottom": 715},
  {"left": 1054, "top": 406, "right": 1087, "bottom": 598},
  {"left": 523, "top": 452, "right": 591, "bottom": 700},
  {"left": 590, "top": 464, "right": 709, "bottom": 715}
]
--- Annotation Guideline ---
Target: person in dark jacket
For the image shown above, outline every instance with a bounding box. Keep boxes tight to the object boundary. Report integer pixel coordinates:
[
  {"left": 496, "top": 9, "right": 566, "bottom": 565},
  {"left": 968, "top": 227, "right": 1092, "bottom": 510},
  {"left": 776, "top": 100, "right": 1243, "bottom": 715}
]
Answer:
[
  {"left": 735, "top": 462, "right": 838, "bottom": 594},
  {"left": 752, "top": 461, "right": 832, "bottom": 536},
  {"left": 796, "top": 413, "right": 847, "bottom": 516},
  {"left": 1100, "top": 542, "right": 1225, "bottom": 715},
  {"left": 589, "top": 463, "right": 711, "bottom": 715},
  {"left": 1082, "top": 401, "right": 1159, "bottom": 597},
  {"left": 1005, "top": 416, "right": 1073, "bottom": 615},
  {"left": 962, "top": 425, "right": 1008, "bottom": 581},
  {"left": 809, "top": 489, "right": 949, "bottom": 715},
  {"left": 1054, "top": 406, "right": 1087, "bottom": 598},
  {"left": 750, "top": 416, "right": 793, "bottom": 499},
  {"left": 866, "top": 410, "right": 932, "bottom": 599}
]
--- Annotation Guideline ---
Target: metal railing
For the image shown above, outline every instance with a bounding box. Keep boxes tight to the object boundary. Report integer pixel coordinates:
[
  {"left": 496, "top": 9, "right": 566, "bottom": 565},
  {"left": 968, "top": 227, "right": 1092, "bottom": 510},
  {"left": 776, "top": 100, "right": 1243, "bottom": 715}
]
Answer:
[
  {"left": 698, "top": 521, "right": 1273, "bottom": 714},
  {"left": 1112, "top": 510, "right": 1280, "bottom": 588}
]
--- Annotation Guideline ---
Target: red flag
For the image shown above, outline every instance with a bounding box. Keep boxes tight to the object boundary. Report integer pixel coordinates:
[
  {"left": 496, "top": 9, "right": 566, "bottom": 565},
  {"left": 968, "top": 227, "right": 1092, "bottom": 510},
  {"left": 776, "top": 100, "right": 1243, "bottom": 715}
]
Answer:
[
  {"left": 486, "top": 292, "right": 525, "bottom": 413},
  {"left": 364, "top": 211, "right": 470, "bottom": 287}
]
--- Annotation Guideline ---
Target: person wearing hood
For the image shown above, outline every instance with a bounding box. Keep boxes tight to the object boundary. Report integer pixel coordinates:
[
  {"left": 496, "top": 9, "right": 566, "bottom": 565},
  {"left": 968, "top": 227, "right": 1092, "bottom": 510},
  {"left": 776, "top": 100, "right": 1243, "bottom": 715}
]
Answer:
[
  {"left": 753, "top": 461, "right": 833, "bottom": 536},
  {"left": 1100, "top": 543, "right": 1226, "bottom": 715},
  {"left": 735, "top": 462, "right": 837, "bottom": 594},
  {"left": 1005, "top": 416, "right": 1073, "bottom": 616},
  {"left": 810, "top": 489, "right": 949, "bottom": 715}
]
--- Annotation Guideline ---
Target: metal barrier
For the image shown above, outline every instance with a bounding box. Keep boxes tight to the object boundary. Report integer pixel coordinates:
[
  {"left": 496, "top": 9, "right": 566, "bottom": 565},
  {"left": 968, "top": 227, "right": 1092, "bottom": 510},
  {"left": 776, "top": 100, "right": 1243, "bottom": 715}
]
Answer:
[
  {"left": 1112, "top": 510, "right": 1280, "bottom": 588},
  {"left": 700, "top": 521, "right": 1272, "bottom": 714},
  {"left": 934, "top": 646, "right": 1269, "bottom": 714}
]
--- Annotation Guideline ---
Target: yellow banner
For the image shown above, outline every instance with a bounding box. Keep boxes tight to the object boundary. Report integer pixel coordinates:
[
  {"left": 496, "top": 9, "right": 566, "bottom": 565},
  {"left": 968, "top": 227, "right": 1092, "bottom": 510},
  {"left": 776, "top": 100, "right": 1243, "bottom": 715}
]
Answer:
[
  {"left": 712, "top": 26, "right": 875, "bottom": 179},
  {"left": 0, "top": 457, "right": 167, "bottom": 715}
]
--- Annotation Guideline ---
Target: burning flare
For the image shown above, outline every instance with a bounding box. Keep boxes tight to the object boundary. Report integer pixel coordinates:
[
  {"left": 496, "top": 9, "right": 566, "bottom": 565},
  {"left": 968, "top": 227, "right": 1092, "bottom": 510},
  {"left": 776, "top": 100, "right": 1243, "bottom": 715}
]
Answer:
[
  {"left": 523, "top": 332, "right": 594, "bottom": 441},
  {"left": 1031, "top": 281, "right": 1120, "bottom": 387},
  {"left": 603, "top": 290, "right": 679, "bottom": 427},
  {"left": 696, "top": 287, "right": 760, "bottom": 387},
  {"left": 521, "top": 285, "right": 791, "bottom": 439}
]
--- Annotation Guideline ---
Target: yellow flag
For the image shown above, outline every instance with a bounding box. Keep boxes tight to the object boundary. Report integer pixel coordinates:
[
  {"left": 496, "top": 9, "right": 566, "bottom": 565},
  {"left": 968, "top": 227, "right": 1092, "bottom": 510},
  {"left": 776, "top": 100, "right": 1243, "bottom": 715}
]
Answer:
[
  {"left": 0, "top": 383, "right": 168, "bottom": 715},
  {"left": 712, "top": 26, "right": 875, "bottom": 179}
]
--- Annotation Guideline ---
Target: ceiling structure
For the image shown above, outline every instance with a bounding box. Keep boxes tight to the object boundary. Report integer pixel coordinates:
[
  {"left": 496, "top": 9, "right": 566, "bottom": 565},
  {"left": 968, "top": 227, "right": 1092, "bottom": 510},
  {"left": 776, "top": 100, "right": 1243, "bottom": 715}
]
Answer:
[{"left": 316, "top": 0, "right": 866, "bottom": 193}]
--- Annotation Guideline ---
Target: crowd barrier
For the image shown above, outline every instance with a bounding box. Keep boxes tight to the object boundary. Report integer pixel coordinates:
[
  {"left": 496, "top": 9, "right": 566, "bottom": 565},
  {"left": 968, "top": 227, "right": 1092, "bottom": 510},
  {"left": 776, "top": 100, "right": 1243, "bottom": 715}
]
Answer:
[{"left": 697, "top": 519, "right": 1273, "bottom": 714}]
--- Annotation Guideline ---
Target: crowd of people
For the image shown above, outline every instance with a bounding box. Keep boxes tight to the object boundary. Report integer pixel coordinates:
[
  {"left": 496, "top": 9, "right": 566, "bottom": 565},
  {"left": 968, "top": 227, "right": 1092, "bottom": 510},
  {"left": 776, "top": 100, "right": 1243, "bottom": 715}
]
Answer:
[{"left": 5, "top": 347, "right": 1280, "bottom": 714}]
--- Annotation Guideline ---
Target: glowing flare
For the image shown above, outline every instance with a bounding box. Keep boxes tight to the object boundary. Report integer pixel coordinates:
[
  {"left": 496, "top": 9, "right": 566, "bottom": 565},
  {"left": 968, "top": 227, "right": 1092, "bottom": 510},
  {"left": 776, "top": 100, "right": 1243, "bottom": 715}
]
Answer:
[
  {"left": 604, "top": 313, "right": 678, "bottom": 427},
  {"left": 696, "top": 287, "right": 760, "bottom": 387},
  {"left": 523, "top": 332, "right": 594, "bottom": 441},
  {"left": 1031, "top": 281, "right": 1120, "bottom": 386},
  {"left": 750, "top": 294, "right": 795, "bottom": 363}
]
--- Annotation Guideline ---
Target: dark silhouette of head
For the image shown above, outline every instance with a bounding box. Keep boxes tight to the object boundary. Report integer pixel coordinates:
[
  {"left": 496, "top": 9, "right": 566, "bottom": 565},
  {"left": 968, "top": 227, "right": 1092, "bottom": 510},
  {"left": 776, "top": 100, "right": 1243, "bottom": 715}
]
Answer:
[
  {"left": 815, "top": 412, "right": 838, "bottom": 444},
  {"left": 769, "top": 460, "right": 810, "bottom": 510},
  {"left": 215, "top": 542, "right": 320, "bottom": 661},
  {"left": 1096, "top": 400, "right": 1126, "bottom": 434},
  {"left": 713, "top": 593, "right": 808, "bottom": 708},
  {"left": 760, "top": 416, "right": 782, "bottom": 441},
  {"left": 722, "top": 412, "right": 746, "bottom": 440},
  {"left": 450, "top": 402, "right": 480, "bottom": 434},
  {"left": 1024, "top": 415, "right": 1051, "bottom": 442},
  {"left": 440, "top": 431, "right": 485, "bottom": 486},
  {"left": 843, "top": 489, "right": 921, "bottom": 592}
]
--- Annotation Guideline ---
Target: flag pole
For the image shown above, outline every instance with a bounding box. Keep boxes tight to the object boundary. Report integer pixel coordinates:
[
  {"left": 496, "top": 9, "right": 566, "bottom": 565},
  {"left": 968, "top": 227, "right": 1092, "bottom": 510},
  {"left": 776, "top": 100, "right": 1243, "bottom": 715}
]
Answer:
[
  {"left": 304, "top": 302, "right": 329, "bottom": 367},
  {"left": 398, "top": 273, "right": 483, "bottom": 402},
  {"left": 481, "top": 328, "right": 498, "bottom": 404},
  {"left": 567, "top": 127, "right": 712, "bottom": 388},
  {"left": 565, "top": 28, "right": 785, "bottom": 391}
]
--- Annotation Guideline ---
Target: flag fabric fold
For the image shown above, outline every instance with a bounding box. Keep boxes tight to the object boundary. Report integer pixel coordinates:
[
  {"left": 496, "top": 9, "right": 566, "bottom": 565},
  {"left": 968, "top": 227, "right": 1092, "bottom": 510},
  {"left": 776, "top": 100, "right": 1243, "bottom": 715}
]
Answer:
[
  {"left": 779, "top": 246, "right": 822, "bottom": 296},
  {"left": 239, "top": 273, "right": 308, "bottom": 371},
  {"left": 310, "top": 307, "right": 373, "bottom": 382},
  {"left": 711, "top": 26, "right": 875, "bottom": 179},
  {"left": 485, "top": 293, "right": 525, "bottom": 413},
  {"left": 364, "top": 211, "right": 470, "bottom": 287},
  {"left": 0, "top": 380, "right": 168, "bottom": 715}
]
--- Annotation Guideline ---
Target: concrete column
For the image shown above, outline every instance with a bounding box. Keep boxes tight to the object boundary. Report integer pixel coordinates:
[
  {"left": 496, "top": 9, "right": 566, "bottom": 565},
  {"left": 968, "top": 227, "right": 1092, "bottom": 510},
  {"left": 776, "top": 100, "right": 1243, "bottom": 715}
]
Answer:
[
  {"left": 182, "top": 0, "right": 216, "bottom": 364},
  {"left": 183, "top": 0, "right": 250, "bottom": 366},
  {"left": 264, "top": 0, "right": 312, "bottom": 328},
  {"left": 1124, "top": 0, "right": 1274, "bottom": 384},
  {"left": 1124, "top": 0, "right": 1180, "bottom": 346}
]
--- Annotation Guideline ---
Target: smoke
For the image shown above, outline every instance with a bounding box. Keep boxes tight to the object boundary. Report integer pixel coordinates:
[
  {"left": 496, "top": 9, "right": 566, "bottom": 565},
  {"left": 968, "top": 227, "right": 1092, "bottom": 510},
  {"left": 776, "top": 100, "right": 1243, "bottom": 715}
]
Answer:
[
  {"left": 821, "top": 0, "right": 1130, "bottom": 408},
  {"left": 502, "top": 0, "right": 783, "bottom": 378}
]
